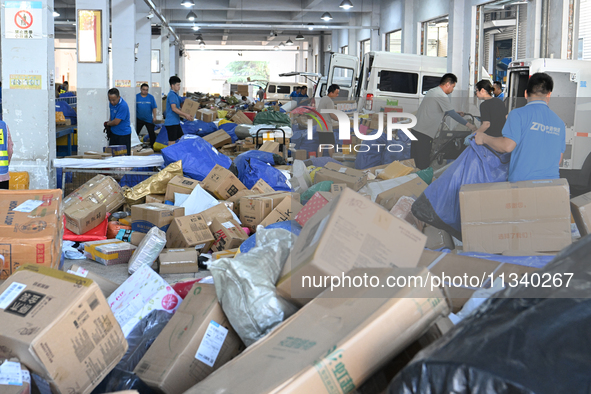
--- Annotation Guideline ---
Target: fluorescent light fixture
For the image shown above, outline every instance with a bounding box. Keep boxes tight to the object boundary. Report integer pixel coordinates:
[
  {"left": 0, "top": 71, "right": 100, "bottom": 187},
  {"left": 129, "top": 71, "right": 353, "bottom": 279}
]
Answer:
[
  {"left": 192, "top": 24, "right": 200, "bottom": 31},
  {"left": 295, "top": 32, "right": 304, "bottom": 40},
  {"left": 307, "top": 23, "right": 314, "bottom": 30},
  {"left": 181, "top": 0, "right": 195, "bottom": 7},
  {"left": 321, "top": 12, "right": 332, "bottom": 21},
  {"left": 339, "top": 0, "right": 353, "bottom": 9},
  {"left": 53, "top": 11, "right": 60, "bottom": 17},
  {"left": 286, "top": 37, "right": 294, "bottom": 45},
  {"left": 186, "top": 11, "right": 197, "bottom": 21}
]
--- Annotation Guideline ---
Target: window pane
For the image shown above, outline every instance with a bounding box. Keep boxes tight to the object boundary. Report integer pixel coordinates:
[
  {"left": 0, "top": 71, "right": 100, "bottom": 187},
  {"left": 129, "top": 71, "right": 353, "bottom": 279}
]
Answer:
[
  {"left": 378, "top": 71, "right": 418, "bottom": 94},
  {"left": 268, "top": 85, "right": 276, "bottom": 93},
  {"left": 424, "top": 18, "right": 448, "bottom": 57},
  {"left": 421, "top": 76, "right": 441, "bottom": 94},
  {"left": 387, "top": 30, "right": 402, "bottom": 53},
  {"left": 277, "top": 85, "right": 291, "bottom": 94},
  {"left": 332, "top": 67, "right": 354, "bottom": 87}
]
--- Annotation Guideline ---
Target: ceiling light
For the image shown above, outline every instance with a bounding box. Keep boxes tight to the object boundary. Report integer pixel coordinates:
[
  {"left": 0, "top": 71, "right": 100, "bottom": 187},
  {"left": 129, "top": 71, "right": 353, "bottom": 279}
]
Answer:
[
  {"left": 339, "top": 0, "right": 354, "bottom": 9},
  {"left": 279, "top": 41, "right": 285, "bottom": 47},
  {"left": 321, "top": 12, "right": 332, "bottom": 21},
  {"left": 186, "top": 11, "right": 197, "bottom": 21},
  {"left": 307, "top": 23, "right": 314, "bottom": 30},
  {"left": 53, "top": 11, "right": 60, "bottom": 17},
  {"left": 192, "top": 24, "right": 200, "bottom": 31},
  {"left": 181, "top": 0, "right": 195, "bottom": 7},
  {"left": 295, "top": 32, "right": 304, "bottom": 40},
  {"left": 200, "top": 41, "right": 206, "bottom": 49},
  {"left": 286, "top": 37, "right": 294, "bottom": 45}
]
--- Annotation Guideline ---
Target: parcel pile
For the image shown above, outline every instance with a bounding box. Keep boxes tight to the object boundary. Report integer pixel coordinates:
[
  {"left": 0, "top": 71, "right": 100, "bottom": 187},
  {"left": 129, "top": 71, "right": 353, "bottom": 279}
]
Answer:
[{"left": 1, "top": 137, "right": 590, "bottom": 393}]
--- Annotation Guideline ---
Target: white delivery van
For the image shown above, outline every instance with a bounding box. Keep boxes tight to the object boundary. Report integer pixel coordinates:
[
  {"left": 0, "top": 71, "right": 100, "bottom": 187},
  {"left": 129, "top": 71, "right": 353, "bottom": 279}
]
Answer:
[
  {"left": 325, "top": 52, "right": 447, "bottom": 114},
  {"left": 506, "top": 58, "right": 591, "bottom": 187},
  {"left": 265, "top": 82, "right": 306, "bottom": 103}
]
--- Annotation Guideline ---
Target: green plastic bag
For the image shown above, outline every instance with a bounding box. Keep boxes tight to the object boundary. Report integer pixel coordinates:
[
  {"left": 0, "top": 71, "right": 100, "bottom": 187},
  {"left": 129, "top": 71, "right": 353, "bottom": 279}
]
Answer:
[
  {"left": 253, "top": 111, "right": 291, "bottom": 127},
  {"left": 301, "top": 181, "right": 333, "bottom": 204},
  {"left": 417, "top": 167, "right": 434, "bottom": 185}
]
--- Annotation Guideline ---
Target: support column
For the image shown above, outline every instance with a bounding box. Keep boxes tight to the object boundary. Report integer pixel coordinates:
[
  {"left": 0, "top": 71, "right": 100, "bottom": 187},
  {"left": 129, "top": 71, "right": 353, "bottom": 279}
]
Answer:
[
  {"left": 161, "top": 34, "right": 171, "bottom": 93},
  {"left": 401, "top": 0, "right": 414, "bottom": 53},
  {"left": 112, "top": 0, "right": 136, "bottom": 123},
  {"left": 448, "top": 0, "right": 468, "bottom": 91},
  {"left": 1, "top": 0, "right": 56, "bottom": 188},
  {"left": 151, "top": 33, "right": 163, "bottom": 114},
  {"left": 348, "top": 17, "right": 358, "bottom": 57},
  {"left": 135, "top": 0, "right": 151, "bottom": 91},
  {"left": 77, "top": 0, "right": 110, "bottom": 153},
  {"left": 370, "top": 2, "right": 381, "bottom": 51}
]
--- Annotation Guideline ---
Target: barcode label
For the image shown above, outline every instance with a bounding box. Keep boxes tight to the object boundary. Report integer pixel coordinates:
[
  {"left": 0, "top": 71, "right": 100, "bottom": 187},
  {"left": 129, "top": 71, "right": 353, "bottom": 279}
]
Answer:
[
  {"left": 13, "top": 200, "right": 44, "bottom": 213},
  {"left": 0, "top": 360, "right": 23, "bottom": 386},
  {"left": 21, "top": 370, "right": 30, "bottom": 384},
  {"left": 195, "top": 320, "right": 228, "bottom": 368},
  {"left": 221, "top": 221, "right": 235, "bottom": 229},
  {"left": 195, "top": 243, "right": 206, "bottom": 249},
  {"left": 339, "top": 167, "right": 348, "bottom": 173},
  {"left": 67, "top": 267, "right": 89, "bottom": 278},
  {"left": 0, "top": 282, "right": 26, "bottom": 309}
]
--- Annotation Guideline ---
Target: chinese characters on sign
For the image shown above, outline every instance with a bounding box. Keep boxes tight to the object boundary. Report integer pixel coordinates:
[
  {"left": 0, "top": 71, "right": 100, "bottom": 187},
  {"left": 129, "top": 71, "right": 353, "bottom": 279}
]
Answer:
[
  {"left": 9, "top": 75, "right": 42, "bottom": 90},
  {"left": 5, "top": 1, "right": 42, "bottom": 40}
]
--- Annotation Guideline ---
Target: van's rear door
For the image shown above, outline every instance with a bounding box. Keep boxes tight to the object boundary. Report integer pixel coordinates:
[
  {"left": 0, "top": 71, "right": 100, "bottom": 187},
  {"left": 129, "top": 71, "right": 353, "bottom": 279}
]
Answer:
[{"left": 326, "top": 53, "right": 359, "bottom": 99}]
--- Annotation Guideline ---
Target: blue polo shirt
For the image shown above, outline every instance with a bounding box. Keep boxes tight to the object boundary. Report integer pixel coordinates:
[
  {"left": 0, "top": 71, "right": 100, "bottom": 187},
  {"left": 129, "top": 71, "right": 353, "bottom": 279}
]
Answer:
[
  {"left": 290, "top": 91, "right": 299, "bottom": 98},
  {"left": 136, "top": 93, "right": 157, "bottom": 123},
  {"left": 164, "top": 90, "right": 181, "bottom": 126},
  {"left": 109, "top": 97, "right": 132, "bottom": 136},
  {"left": 503, "top": 100, "right": 565, "bottom": 183}
]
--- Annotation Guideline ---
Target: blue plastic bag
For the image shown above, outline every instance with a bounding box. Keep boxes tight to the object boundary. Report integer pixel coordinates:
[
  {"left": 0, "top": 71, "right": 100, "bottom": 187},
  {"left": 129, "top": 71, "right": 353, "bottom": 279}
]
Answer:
[
  {"left": 354, "top": 129, "right": 411, "bottom": 169},
  {"left": 181, "top": 120, "right": 217, "bottom": 136},
  {"left": 416, "top": 140, "right": 510, "bottom": 236},
  {"left": 55, "top": 100, "right": 77, "bottom": 125},
  {"left": 162, "top": 135, "right": 232, "bottom": 181},
  {"left": 233, "top": 151, "right": 290, "bottom": 191},
  {"left": 239, "top": 220, "right": 302, "bottom": 253},
  {"left": 218, "top": 122, "right": 239, "bottom": 143}
]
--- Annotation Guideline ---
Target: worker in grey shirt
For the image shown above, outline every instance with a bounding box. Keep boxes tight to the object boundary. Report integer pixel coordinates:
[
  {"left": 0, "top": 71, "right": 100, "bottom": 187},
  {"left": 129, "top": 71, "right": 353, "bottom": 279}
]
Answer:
[
  {"left": 257, "top": 86, "right": 265, "bottom": 102},
  {"left": 412, "top": 73, "right": 477, "bottom": 169},
  {"left": 315, "top": 84, "right": 340, "bottom": 157}
]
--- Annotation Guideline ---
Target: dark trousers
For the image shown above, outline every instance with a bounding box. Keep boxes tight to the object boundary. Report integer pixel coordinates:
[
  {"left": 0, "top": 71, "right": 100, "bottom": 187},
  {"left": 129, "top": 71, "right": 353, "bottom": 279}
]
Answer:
[
  {"left": 410, "top": 129, "right": 434, "bottom": 170},
  {"left": 0, "top": 180, "right": 8, "bottom": 190},
  {"left": 109, "top": 133, "right": 131, "bottom": 155},
  {"left": 136, "top": 118, "right": 156, "bottom": 148}
]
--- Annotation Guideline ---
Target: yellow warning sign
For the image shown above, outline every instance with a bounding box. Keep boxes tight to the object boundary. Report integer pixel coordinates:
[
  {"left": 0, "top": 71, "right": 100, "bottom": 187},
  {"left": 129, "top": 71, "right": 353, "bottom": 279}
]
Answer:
[
  {"left": 9, "top": 74, "right": 42, "bottom": 89},
  {"left": 115, "top": 80, "right": 131, "bottom": 88}
]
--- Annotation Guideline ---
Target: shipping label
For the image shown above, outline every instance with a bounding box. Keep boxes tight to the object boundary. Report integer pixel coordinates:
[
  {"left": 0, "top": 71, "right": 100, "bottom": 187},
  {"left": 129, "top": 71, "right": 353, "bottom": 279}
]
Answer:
[{"left": 195, "top": 320, "right": 229, "bottom": 367}]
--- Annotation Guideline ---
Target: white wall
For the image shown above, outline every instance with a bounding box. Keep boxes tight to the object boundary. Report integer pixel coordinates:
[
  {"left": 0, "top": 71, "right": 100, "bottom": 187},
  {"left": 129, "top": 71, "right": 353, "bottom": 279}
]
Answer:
[
  {"left": 380, "top": 0, "right": 403, "bottom": 35},
  {"left": 54, "top": 39, "right": 77, "bottom": 90}
]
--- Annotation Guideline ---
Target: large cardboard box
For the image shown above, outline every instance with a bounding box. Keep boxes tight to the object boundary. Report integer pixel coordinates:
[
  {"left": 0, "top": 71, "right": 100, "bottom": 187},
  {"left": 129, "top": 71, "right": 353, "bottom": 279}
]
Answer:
[
  {"left": 181, "top": 98, "right": 200, "bottom": 118},
  {"left": 330, "top": 183, "right": 347, "bottom": 195},
  {"left": 376, "top": 176, "right": 428, "bottom": 211},
  {"left": 251, "top": 179, "right": 275, "bottom": 194},
  {"left": 460, "top": 179, "right": 571, "bottom": 253},
  {"left": 278, "top": 188, "right": 427, "bottom": 304},
  {"left": 199, "top": 203, "right": 237, "bottom": 227},
  {"left": 293, "top": 149, "right": 308, "bottom": 160},
  {"left": 64, "top": 200, "right": 106, "bottom": 235},
  {"left": 135, "top": 284, "right": 243, "bottom": 394},
  {"left": 131, "top": 146, "right": 155, "bottom": 156},
  {"left": 258, "top": 141, "right": 280, "bottom": 154},
  {"left": 570, "top": 191, "right": 591, "bottom": 236},
  {"left": 0, "top": 190, "right": 63, "bottom": 280},
  {"left": 0, "top": 264, "right": 128, "bottom": 394},
  {"left": 226, "top": 190, "right": 258, "bottom": 215},
  {"left": 84, "top": 239, "right": 137, "bottom": 266},
  {"left": 108, "top": 265, "right": 182, "bottom": 337},
  {"left": 210, "top": 219, "right": 249, "bottom": 252},
  {"left": 104, "top": 145, "right": 127, "bottom": 157},
  {"left": 259, "top": 196, "right": 303, "bottom": 228},
  {"left": 294, "top": 192, "right": 334, "bottom": 227},
  {"left": 145, "top": 194, "right": 165, "bottom": 204},
  {"left": 314, "top": 162, "right": 368, "bottom": 191},
  {"left": 203, "top": 130, "right": 232, "bottom": 148},
  {"left": 131, "top": 203, "right": 185, "bottom": 233},
  {"left": 202, "top": 165, "right": 248, "bottom": 200},
  {"left": 158, "top": 248, "right": 199, "bottom": 274},
  {"left": 68, "top": 264, "right": 119, "bottom": 298},
  {"left": 417, "top": 250, "right": 540, "bottom": 312},
  {"left": 230, "top": 111, "right": 253, "bottom": 125},
  {"left": 197, "top": 108, "right": 217, "bottom": 123},
  {"left": 165, "top": 176, "right": 201, "bottom": 202},
  {"left": 130, "top": 231, "right": 146, "bottom": 246},
  {"left": 185, "top": 267, "right": 448, "bottom": 394},
  {"left": 63, "top": 174, "right": 124, "bottom": 214},
  {"left": 240, "top": 192, "right": 297, "bottom": 232},
  {"left": 166, "top": 214, "right": 215, "bottom": 251}
]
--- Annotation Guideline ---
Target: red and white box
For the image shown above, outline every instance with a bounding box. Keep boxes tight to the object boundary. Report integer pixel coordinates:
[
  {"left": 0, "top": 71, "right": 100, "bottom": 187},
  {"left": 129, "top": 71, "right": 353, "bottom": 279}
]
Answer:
[{"left": 295, "top": 192, "right": 334, "bottom": 227}]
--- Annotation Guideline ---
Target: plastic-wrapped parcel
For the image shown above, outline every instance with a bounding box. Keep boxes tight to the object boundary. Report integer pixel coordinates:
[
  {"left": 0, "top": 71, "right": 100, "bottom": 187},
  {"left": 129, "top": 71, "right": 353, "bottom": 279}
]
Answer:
[{"left": 128, "top": 226, "right": 167, "bottom": 274}]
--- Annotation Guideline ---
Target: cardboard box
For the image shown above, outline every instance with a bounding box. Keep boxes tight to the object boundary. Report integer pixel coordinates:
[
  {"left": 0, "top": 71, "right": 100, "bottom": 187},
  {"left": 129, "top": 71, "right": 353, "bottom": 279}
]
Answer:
[
  {"left": 104, "top": 145, "right": 128, "bottom": 157},
  {"left": 259, "top": 196, "right": 303, "bottom": 228},
  {"left": 423, "top": 225, "right": 455, "bottom": 250},
  {"left": 377, "top": 161, "right": 415, "bottom": 180},
  {"left": 314, "top": 162, "right": 368, "bottom": 191},
  {"left": 211, "top": 248, "right": 239, "bottom": 260},
  {"left": 197, "top": 108, "right": 217, "bottom": 123},
  {"left": 226, "top": 190, "right": 258, "bottom": 215},
  {"left": 131, "top": 146, "right": 154, "bottom": 156},
  {"left": 389, "top": 196, "right": 423, "bottom": 231},
  {"left": 185, "top": 267, "right": 447, "bottom": 394},
  {"left": 277, "top": 188, "right": 427, "bottom": 304},
  {"left": 166, "top": 214, "right": 215, "bottom": 251},
  {"left": 230, "top": 111, "right": 253, "bottom": 125},
  {"left": 68, "top": 264, "right": 120, "bottom": 298},
  {"left": 330, "top": 183, "right": 347, "bottom": 195},
  {"left": 181, "top": 98, "right": 200, "bottom": 118},
  {"left": 201, "top": 165, "right": 247, "bottom": 200},
  {"left": 131, "top": 203, "right": 185, "bottom": 233},
  {"left": 64, "top": 200, "right": 106, "bottom": 235},
  {"left": 0, "top": 264, "right": 127, "bottom": 394},
  {"left": 84, "top": 239, "right": 137, "bottom": 266},
  {"left": 570, "top": 191, "right": 591, "bottom": 236},
  {"left": 83, "top": 151, "right": 112, "bottom": 159},
  {"left": 460, "top": 179, "right": 571, "bottom": 253},
  {"left": 293, "top": 149, "right": 308, "bottom": 161},
  {"left": 253, "top": 102, "right": 264, "bottom": 111},
  {"left": 145, "top": 194, "right": 165, "bottom": 204},
  {"left": 134, "top": 284, "right": 243, "bottom": 394},
  {"left": 210, "top": 218, "right": 249, "bottom": 252},
  {"left": 294, "top": 192, "right": 334, "bottom": 227},
  {"left": 108, "top": 265, "right": 182, "bottom": 337},
  {"left": 0, "top": 190, "right": 63, "bottom": 280},
  {"left": 250, "top": 179, "right": 275, "bottom": 194},
  {"left": 203, "top": 130, "right": 232, "bottom": 148},
  {"left": 240, "top": 192, "right": 298, "bottom": 231},
  {"left": 165, "top": 175, "right": 201, "bottom": 202},
  {"left": 158, "top": 248, "right": 199, "bottom": 274},
  {"left": 376, "top": 176, "right": 428, "bottom": 211},
  {"left": 199, "top": 203, "right": 237, "bottom": 227},
  {"left": 258, "top": 141, "right": 280, "bottom": 154},
  {"left": 64, "top": 174, "right": 124, "bottom": 214},
  {"left": 130, "top": 231, "right": 146, "bottom": 246},
  {"left": 417, "top": 250, "right": 539, "bottom": 312}
]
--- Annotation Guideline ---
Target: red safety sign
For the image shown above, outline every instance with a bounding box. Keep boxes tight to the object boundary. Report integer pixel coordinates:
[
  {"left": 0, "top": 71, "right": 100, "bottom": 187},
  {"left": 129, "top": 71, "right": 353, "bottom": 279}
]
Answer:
[{"left": 15, "top": 10, "right": 33, "bottom": 29}]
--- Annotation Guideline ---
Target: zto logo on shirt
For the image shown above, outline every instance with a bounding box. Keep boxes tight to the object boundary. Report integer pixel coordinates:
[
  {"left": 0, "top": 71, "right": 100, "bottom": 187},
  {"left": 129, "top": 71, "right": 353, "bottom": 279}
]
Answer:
[{"left": 530, "top": 122, "right": 561, "bottom": 135}]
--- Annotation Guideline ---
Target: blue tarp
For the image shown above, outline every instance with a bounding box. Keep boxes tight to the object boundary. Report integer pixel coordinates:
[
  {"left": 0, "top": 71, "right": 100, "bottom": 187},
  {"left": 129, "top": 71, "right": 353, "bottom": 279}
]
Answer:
[
  {"left": 180, "top": 120, "right": 217, "bottom": 136},
  {"left": 354, "top": 129, "right": 411, "bottom": 169},
  {"left": 161, "top": 135, "right": 232, "bottom": 181},
  {"left": 218, "top": 122, "right": 239, "bottom": 143},
  {"left": 233, "top": 151, "right": 290, "bottom": 191},
  {"left": 239, "top": 220, "right": 302, "bottom": 254}
]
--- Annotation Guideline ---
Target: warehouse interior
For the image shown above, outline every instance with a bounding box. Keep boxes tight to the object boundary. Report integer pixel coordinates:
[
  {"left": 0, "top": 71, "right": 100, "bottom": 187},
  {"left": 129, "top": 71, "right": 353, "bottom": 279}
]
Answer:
[{"left": 1, "top": 0, "right": 591, "bottom": 393}]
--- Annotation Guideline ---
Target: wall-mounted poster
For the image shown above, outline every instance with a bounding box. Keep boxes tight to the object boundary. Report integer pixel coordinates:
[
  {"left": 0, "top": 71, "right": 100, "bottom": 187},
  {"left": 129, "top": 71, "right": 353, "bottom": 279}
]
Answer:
[{"left": 78, "top": 10, "right": 102, "bottom": 63}]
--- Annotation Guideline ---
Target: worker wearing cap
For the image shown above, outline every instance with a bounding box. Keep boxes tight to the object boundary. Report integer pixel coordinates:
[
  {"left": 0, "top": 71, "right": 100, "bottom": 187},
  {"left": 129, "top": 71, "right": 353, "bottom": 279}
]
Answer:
[
  {"left": 105, "top": 88, "right": 132, "bottom": 155},
  {"left": 0, "top": 120, "right": 14, "bottom": 189}
]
